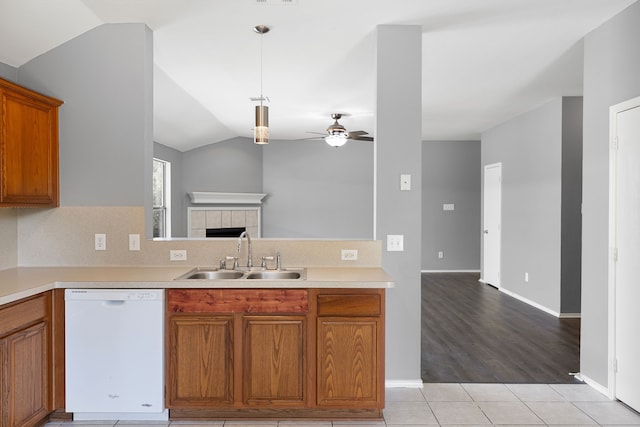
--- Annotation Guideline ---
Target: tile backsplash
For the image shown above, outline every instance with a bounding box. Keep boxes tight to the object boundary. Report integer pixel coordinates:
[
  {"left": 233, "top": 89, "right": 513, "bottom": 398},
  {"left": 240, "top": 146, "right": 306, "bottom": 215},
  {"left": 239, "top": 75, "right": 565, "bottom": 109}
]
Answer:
[
  {"left": 0, "top": 208, "right": 18, "bottom": 269},
  {"left": 14, "top": 206, "right": 381, "bottom": 268}
]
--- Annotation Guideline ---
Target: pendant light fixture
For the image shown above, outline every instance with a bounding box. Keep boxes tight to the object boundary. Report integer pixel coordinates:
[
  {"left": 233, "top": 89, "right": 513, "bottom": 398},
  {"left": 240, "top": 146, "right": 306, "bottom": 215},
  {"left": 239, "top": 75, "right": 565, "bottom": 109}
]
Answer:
[{"left": 253, "top": 25, "right": 270, "bottom": 144}]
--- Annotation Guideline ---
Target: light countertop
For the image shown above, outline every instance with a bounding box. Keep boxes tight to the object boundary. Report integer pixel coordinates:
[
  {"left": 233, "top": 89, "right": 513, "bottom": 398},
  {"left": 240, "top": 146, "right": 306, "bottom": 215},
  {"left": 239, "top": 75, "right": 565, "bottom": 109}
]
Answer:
[{"left": 0, "top": 266, "right": 394, "bottom": 306}]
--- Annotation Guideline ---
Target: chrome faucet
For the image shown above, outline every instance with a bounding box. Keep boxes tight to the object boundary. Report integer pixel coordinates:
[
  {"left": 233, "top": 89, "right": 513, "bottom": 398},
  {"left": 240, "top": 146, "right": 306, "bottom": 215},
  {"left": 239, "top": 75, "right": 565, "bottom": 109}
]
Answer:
[{"left": 237, "top": 231, "right": 252, "bottom": 268}]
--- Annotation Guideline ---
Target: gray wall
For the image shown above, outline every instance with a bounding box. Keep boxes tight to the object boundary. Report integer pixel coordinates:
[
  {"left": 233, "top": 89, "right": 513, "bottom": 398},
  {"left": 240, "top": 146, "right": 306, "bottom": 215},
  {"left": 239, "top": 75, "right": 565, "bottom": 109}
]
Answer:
[
  {"left": 0, "top": 64, "right": 19, "bottom": 270},
  {"left": 262, "top": 139, "right": 373, "bottom": 238},
  {"left": 161, "top": 136, "right": 373, "bottom": 239},
  {"left": 0, "top": 62, "right": 17, "bottom": 82},
  {"left": 182, "top": 137, "right": 263, "bottom": 196},
  {"left": 17, "top": 24, "right": 153, "bottom": 207},
  {"left": 581, "top": 1, "right": 640, "bottom": 388},
  {"left": 376, "top": 25, "right": 422, "bottom": 383},
  {"left": 482, "top": 97, "right": 581, "bottom": 314},
  {"left": 422, "top": 141, "right": 481, "bottom": 271},
  {"left": 561, "top": 97, "right": 583, "bottom": 314},
  {"left": 154, "top": 142, "right": 186, "bottom": 237},
  {"left": 181, "top": 136, "right": 262, "bottom": 236}
]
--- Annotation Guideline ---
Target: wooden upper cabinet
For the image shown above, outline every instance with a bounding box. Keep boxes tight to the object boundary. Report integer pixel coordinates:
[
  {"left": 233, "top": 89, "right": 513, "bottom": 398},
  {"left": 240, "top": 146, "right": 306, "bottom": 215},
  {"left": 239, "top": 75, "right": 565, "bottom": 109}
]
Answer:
[{"left": 0, "top": 78, "right": 63, "bottom": 207}]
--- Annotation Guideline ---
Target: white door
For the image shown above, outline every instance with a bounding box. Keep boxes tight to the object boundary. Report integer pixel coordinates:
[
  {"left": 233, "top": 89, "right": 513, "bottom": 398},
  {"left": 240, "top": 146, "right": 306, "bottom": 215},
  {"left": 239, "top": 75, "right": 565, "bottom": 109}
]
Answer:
[
  {"left": 613, "top": 102, "right": 640, "bottom": 412},
  {"left": 483, "top": 163, "right": 502, "bottom": 287}
]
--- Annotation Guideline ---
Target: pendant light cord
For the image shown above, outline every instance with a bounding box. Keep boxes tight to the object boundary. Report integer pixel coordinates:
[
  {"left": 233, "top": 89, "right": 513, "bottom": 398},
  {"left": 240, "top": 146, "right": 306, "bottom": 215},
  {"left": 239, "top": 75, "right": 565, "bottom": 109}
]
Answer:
[{"left": 260, "top": 31, "right": 263, "bottom": 109}]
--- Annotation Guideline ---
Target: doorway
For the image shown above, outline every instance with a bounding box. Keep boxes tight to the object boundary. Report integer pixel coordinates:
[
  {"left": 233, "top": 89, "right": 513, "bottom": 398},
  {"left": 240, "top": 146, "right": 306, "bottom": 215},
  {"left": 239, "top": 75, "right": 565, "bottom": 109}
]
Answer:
[
  {"left": 482, "top": 163, "right": 502, "bottom": 287},
  {"left": 609, "top": 96, "right": 640, "bottom": 412}
]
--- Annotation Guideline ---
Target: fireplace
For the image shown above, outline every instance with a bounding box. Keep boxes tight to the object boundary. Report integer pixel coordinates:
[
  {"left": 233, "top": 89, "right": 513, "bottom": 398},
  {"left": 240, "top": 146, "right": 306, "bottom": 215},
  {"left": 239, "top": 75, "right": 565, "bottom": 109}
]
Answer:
[
  {"left": 188, "top": 207, "right": 260, "bottom": 238},
  {"left": 205, "top": 227, "right": 246, "bottom": 238}
]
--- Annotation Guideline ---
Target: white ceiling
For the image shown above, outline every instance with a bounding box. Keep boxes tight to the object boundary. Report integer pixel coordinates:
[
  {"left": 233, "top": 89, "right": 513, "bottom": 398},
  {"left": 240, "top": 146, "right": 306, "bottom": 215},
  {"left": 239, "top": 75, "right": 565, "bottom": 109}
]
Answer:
[{"left": 1, "top": 0, "right": 636, "bottom": 151}]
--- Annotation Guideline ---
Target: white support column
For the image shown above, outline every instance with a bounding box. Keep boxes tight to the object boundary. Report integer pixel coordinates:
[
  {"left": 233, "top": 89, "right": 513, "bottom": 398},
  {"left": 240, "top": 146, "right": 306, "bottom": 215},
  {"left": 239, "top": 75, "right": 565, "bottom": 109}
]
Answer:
[{"left": 375, "top": 25, "right": 423, "bottom": 384}]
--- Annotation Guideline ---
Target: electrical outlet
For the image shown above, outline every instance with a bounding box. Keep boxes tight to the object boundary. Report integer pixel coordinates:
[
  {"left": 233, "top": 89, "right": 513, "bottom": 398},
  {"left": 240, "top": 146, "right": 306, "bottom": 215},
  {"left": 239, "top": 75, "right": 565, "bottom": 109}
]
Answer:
[
  {"left": 525, "top": 272, "right": 529, "bottom": 282},
  {"left": 170, "top": 249, "right": 187, "bottom": 261},
  {"left": 387, "top": 235, "right": 404, "bottom": 251},
  {"left": 129, "top": 234, "right": 140, "bottom": 251},
  {"left": 438, "top": 251, "right": 444, "bottom": 259},
  {"left": 341, "top": 249, "right": 358, "bottom": 261},
  {"left": 400, "top": 174, "right": 411, "bottom": 191},
  {"left": 95, "top": 234, "right": 106, "bottom": 251}
]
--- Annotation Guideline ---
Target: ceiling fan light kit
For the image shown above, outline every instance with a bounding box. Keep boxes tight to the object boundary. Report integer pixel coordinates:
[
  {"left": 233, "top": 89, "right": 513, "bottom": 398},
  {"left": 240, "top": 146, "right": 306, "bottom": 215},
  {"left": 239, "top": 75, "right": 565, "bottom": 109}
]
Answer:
[
  {"left": 320, "top": 113, "right": 373, "bottom": 147},
  {"left": 253, "top": 25, "right": 270, "bottom": 144},
  {"left": 325, "top": 133, "right": 348, "bottom": 147}
]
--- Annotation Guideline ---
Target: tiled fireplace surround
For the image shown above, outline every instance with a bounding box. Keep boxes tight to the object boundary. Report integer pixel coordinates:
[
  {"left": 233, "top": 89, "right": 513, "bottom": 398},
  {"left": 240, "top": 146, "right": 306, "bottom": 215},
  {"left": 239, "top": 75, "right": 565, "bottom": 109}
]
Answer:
[{"left": 189, "top": 207, "right": 260, "bottom": 238}]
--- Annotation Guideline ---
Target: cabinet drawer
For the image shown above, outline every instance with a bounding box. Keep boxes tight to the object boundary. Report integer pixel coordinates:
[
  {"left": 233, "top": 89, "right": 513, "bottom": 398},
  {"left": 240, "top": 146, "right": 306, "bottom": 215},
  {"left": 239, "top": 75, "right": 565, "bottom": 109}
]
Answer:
[
  {"left": 317, "top": 294, "right": 381, "bottom": 317},
  {"left": 168, "top": 289, "right": 309, "bottom": 313},
  {"left": 0, "top": 293, "right": 50, "bottom": 337}
]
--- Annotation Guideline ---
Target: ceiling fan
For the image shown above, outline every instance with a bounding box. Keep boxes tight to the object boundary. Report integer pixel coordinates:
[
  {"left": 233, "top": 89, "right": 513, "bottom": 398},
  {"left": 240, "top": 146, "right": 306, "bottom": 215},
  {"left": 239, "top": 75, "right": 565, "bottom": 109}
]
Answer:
[{"left": 309, "top": 113, "right": 374, "bottom": 147}]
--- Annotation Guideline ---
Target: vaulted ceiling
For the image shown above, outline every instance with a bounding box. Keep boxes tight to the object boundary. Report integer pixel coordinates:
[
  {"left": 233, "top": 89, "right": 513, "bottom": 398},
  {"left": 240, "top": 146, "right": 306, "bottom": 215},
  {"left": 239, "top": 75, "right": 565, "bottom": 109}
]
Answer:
[{"left": 1, "top": 0, "right": 636, "bottom": 151}]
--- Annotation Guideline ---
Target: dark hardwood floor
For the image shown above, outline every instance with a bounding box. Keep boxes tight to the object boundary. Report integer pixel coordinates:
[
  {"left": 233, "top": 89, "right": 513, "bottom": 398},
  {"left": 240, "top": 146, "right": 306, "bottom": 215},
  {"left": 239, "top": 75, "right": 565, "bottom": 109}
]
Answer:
[{"left": 421, "top": 272, "right": 581, "bottom": 383}]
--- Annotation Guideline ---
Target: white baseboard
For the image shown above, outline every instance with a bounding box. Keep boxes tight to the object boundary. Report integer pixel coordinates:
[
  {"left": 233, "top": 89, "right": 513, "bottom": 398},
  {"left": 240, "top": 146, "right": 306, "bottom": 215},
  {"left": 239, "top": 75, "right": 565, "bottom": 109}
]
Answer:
[
  {"left": 422, "top": 270, "right": 481, "bottom": 273},
  {"left": 559, "top": 312, "right": 582, "bottom": 319},
  {"left": 498, "top": 288, "right": 583, "bottom": 319},
  {"left": 385, "top": 379, "right": 424, "bottom": 388},
  {"left": 575, "top": 373, "right": 612, "bottom": 399},
  {"left": 499, "top": 287, "right": 561, "bottom": 317}
]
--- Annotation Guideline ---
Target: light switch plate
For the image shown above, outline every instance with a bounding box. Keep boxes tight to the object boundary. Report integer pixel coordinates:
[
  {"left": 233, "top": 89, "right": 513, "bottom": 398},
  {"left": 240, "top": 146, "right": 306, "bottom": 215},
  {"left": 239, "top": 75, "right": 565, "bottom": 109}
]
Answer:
[
  {"left": 443, "top": 203, "right": 455, "bottom": 211},
  {"left": 94, "top": 234, "right": 106, "bottom": 251},
  {"left": 129, "top": 234, "right": 140, "bottom": 251},
  {"left": 387, "top": 235, "right": 404, "bottom": 251}
]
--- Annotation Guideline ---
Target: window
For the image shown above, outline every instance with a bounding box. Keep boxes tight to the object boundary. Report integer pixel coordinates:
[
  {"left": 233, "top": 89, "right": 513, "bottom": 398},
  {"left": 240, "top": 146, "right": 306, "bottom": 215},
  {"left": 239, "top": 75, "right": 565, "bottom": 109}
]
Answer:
[{"left": 152, "top": 158, "right": 171, "bottom": 238}]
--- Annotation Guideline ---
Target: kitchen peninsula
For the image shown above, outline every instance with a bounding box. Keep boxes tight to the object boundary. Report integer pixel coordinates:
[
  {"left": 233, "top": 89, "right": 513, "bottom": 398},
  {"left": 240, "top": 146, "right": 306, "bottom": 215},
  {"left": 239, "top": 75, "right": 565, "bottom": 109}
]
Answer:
[{"left": 0, "top": 264, "right": 393, "bottom": 424}]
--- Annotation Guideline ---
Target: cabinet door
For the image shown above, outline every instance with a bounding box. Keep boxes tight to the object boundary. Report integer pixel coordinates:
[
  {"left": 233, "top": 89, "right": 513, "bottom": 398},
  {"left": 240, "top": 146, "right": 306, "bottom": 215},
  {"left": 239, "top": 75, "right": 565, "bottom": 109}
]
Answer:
[
  {"left": 167, "top": 315, "right": 233, "bottom": 407},
  {"left": 317, "top": 317, "right": 380, "bottom": 407},
  {"left": 243, "top": 316, "right": 306, "bottom": 405},
  {"left": 0, "top": 338, "right": 6, "bottom": 427},
  {"left": 0, "top": 88, "right": 59, "bottom": 207},
  {"left": 3, "top": 322, "right": 50, "bottom": 427}
]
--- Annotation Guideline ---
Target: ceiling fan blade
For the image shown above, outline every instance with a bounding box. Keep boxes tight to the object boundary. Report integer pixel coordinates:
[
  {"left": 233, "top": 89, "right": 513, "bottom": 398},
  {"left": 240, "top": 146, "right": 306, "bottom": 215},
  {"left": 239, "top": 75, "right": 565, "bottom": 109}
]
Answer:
[
  {"left": 348, "top": 130, "right": 368, "bottom": 137},
  {"left": 347, "top": 130, "right": 373, "bottom": 142}
]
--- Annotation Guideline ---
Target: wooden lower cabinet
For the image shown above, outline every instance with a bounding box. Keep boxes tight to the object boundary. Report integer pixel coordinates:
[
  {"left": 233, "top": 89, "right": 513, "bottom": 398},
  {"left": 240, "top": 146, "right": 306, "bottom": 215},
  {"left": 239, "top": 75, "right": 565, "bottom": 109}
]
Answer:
[
  {"left": 317, "top": 317, "right": 380, "bottom": 406},
  {"left": 243, "top": 316, "right": 306, "bottom": 405},
  {"left": 167, "top": 315, "right": 234, "bottom": 406},
  {"left": 316, "top": 291, "right": 384, "bottom": 409},
  {"left": 0, "top": 293, "right": 53, "bottom": 427},
  {"left": 166, "top": 288, "right": 384, "bottom": 420}
]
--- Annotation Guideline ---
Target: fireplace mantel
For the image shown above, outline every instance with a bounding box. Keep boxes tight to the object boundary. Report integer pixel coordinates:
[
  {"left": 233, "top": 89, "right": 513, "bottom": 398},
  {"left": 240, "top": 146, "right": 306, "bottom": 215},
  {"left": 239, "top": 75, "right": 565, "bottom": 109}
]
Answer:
[{"left": 188, "top": 192, "right": 267, "bottom": 205}]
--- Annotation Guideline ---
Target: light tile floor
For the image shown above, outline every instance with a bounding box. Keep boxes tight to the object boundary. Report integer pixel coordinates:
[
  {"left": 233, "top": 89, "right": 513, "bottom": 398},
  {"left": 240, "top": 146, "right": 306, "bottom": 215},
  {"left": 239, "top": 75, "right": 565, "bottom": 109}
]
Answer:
[{"left": 45, "top": 383, "right": 640, "bottom": 427}]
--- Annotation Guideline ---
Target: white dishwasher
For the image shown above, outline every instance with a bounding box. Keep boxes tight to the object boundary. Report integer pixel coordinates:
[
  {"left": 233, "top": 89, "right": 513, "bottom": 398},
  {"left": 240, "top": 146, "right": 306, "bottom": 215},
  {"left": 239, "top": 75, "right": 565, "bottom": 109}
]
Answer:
[{"left": 65, "top": 289, "right": 167, "bottom": 421}]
